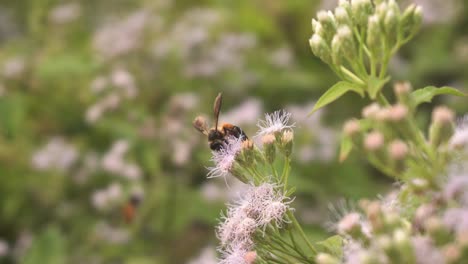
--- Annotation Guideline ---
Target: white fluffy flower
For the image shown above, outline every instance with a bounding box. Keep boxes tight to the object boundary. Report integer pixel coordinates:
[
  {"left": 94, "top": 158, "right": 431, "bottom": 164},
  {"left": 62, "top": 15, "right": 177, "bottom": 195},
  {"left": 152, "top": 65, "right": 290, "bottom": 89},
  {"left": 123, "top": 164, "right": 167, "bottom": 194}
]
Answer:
[
  {"left": 256, "top": 110, "right": 295, "bottom": 137},
  {"left": 411, "top": 236, "right": 444, "bottom": 264},
  {"left": 219, "top": 245, "right": 249, "bottom": 264},
  {"left": 450, "top": 115, "right": 468, "bottom": 149},
  {"left": 217, "top": 208, "right": 252, "bottom": 247},
  {"left": 207, "top": 137, "right": 243, "bottom": 179}
]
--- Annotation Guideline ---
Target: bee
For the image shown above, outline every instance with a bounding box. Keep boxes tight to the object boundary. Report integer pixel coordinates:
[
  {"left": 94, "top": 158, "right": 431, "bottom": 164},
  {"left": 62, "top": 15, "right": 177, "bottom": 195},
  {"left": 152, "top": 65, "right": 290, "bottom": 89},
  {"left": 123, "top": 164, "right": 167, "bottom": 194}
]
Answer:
[
  {"left": 122, "top": 194, "right": 141, "bottom": 224},
  {"left": 193, "top": 93, "right": 248, "bottom": 151}
]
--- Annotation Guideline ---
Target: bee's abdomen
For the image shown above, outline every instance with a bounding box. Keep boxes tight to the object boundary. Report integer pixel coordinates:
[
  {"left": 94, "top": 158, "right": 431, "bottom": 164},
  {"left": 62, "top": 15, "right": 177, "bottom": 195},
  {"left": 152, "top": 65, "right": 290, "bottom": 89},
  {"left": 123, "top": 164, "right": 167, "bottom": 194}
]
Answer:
[{"left": 223, "top": 124, "right": 248, "bottom": 140}]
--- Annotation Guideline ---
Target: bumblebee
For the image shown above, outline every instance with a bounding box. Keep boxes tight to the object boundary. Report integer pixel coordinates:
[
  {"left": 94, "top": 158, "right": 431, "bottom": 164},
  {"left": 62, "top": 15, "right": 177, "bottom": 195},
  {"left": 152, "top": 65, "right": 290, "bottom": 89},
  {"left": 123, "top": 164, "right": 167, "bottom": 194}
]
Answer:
[{"left": 193, "top": 93, "right": 248, "bottom": 151}]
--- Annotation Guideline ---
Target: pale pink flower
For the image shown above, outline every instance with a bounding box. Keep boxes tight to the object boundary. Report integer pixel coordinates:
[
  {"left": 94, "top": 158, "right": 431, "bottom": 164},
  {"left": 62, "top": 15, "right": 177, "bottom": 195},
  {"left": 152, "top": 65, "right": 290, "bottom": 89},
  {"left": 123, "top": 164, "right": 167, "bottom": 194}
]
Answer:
[
  {"left": 256, "top": 110, "right": 295, "bottom": 137},
  {"left": 49, "top": 3, "right": 81, "bottom": 24},
  {"left": 0, "top": 239, "right": 9, "bottom": 257},
  {"left": 219, "top": 245, "right": 250, "bottom": 264},
  {"left": 411, "top": 236, "right": 444, "bottom": 264},
  {"left": 207, "top": 137, "right": 243, "bottom": 179},
  {"left": 450, "top": 115, "right": 468, "bottom": 149},
  {"left": 31, "top": 137, "right": 78, "bottom": 171}
]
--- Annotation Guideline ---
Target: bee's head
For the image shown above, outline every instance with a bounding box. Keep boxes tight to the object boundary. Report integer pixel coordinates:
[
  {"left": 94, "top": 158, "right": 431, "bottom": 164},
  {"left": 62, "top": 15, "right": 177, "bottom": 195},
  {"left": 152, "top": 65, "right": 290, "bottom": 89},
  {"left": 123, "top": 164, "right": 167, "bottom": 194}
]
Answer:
[{"left": 208, "top": 128, "right": 224, "bottom": 141}]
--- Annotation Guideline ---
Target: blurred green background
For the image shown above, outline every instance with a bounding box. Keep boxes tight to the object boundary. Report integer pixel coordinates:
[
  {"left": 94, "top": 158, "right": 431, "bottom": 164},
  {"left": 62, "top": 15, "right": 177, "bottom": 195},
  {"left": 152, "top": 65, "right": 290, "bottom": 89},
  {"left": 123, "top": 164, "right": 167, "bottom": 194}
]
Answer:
[{"left": 0, "top": 0, "right": 466, "bottom": 263}]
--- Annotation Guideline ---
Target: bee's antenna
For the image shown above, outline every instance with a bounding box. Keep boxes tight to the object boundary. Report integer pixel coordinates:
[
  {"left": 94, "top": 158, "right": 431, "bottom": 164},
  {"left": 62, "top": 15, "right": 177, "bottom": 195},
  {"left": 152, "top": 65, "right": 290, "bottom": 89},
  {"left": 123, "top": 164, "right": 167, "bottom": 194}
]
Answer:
[{"left": 213, "top": 93, "right": 223, "bottom": 132}]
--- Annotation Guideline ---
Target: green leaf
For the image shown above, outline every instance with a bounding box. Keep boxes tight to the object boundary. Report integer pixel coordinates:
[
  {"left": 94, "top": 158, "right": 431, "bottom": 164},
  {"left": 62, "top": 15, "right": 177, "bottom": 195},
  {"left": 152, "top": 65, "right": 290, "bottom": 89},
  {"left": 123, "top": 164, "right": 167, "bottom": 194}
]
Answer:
[
  {"left": 410, "top": 86, "right": 466, "bottom": 107},
  {"left": 367, "top": 76, "right": 391, "bottom": 99},
  {"left": 316, "top": 235, "right": 343, "bottom": 258},
  {"left": 309, "top": 81, "right": 365, "bottom": 115},
  {"left": 22, "top": 228, "right": 66, "bottom": 264},
  {"left": 339, "top": 136, "right": 353, "bottom": 162}
]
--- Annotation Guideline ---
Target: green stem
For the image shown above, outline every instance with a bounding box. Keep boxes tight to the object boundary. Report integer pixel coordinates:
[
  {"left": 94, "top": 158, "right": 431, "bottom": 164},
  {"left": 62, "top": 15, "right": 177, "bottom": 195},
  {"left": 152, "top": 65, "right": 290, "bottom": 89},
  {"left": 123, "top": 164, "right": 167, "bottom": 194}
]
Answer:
[
  {"left": 377, "top": 93, "right": 391, "bottom": 106},
  {"left": 281, "top": 157, "right": 291, "bottom": 192},
  {"left": 341, "top": 66, "right": 366, "bottom": 86},
  {"left": 287, "top": 210, "right": 317, "bottom": 254}
]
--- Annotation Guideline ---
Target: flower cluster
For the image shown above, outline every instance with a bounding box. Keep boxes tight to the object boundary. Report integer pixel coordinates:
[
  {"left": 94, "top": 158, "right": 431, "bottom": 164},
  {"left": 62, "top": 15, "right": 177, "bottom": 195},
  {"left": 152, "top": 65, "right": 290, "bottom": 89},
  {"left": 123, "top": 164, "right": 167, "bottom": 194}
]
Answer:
[
  {"left": 217, "top": 183, "right": 292, "bottom": 263},
  {"left": 309, "top": 0, "right": 422, "bottom": 100},
  {"left": 196, "top": 110, "right": 318, "bottom": 263},
  {"left": 319, "top": 155, "right": 468, "bottom": 264},
  {"left": 340, "top": 82, "right": 459, "bottom": 190}
]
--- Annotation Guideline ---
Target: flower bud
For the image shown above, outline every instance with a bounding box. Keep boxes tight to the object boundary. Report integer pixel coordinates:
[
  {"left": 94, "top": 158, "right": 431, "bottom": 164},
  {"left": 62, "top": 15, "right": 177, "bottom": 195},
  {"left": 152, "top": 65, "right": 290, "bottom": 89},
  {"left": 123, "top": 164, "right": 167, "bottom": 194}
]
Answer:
[
  {"left": 310, "top": 34, "right": 332, "bottom": 64},
  {"left": 331, "top": 34, "right": 343, "bottom": 66},
  {"left": 429, "top": 106, "right": 455, "bottom": 147},
  {"left": 364, "top": 131, "right": 384, "bottom": 151},
  {"left": 388, "top": 104, "right": 408, "bottom": 122},
  {"left": 351, "top": 0, "right": 373, "bottom": 26},
  {"left": 343, "top": 119, "right": 360, "bottom": 136},
  {"left": 244, "top": 251, "right": 257, "bottom": 264},
  {"left": 393, "top": 81, "right": 412, "bottom": 104},
  {"left": 366, "top": 15, "right": 383, "bottom": 56},
  {"left": 239, "top": 139, "right": 255, "bottom": 166},
  {"left": 400, "top": 4, "right": 422, "bottom": 39},
  {"left": 262, "top": 133, "right": 276, "bottom": 164},
  {"left": 362, "top": 103, "right": 381, "bottom": 119},
  {"left": 335, "top": 6, "right": 351, "bottom": 26},
  {"left": 311, "top": 18, "right": 320, "bottom": 33},
  {"left": 364, "top": 201, "right": 384, "bottom": 232},
  {"left": 281, "top": 130, "right": 294, "bottom": 157},
  {"left": 336, "top": 26, "right": 357, "bottom": 61},
  {"left": 442, "top": 244, "right": 461, "bottom": 263},
  {"left": 393, "top": 228, "right": 413, "bottom": 263},
  {"left": 339, "top": 0, "right": 350, "bottom": 8},
  {"left": 384, "top": 10, "right": 398, "bottom": 45},
  {"left": 388, "top": 140, "right": 408, "bottom": 161},
  {"left": 317, "top": 10, "right": 337, "bottom": 40},
  {"left": 316, "top": 253, "right": 340, "bottom": 264}
]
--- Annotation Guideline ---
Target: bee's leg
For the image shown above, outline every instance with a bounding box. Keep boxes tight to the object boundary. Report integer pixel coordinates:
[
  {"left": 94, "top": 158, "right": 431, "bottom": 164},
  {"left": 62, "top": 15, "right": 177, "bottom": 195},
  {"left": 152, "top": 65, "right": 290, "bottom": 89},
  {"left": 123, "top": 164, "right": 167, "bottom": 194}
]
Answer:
[{"left": 210, "top": 141, "right": 223, "bottom": 151}]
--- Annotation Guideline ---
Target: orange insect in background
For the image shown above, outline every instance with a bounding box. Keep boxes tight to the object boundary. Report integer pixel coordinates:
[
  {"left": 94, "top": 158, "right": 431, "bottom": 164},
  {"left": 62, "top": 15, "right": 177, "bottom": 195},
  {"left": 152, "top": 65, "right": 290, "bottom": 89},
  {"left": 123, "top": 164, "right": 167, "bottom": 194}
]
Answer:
[{"left": 122, "top": 195, "right": 141, "bottom": 224}]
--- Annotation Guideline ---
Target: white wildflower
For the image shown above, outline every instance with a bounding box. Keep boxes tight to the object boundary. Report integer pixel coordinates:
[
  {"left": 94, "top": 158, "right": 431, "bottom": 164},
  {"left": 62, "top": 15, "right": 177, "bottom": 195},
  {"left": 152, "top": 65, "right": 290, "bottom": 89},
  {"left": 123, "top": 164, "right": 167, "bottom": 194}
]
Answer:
[
  {"left": 0, "top": 239, "right": 9, "bottom": 257},
  {"left": 2, "top": 57, "right": 25, "bottom": 79},
  {"left": 207, "top": 136, "right": 243, "bottom": 179},
  {"left": 337, "top": 213, "right": 361, "bottom": 235},
  {"left": 31, "top": 137, "right": 78, "bottom": 171},
  {"left": 217, "top": 208, "right": 251, "bottom": 246},
  {"left": 256, "top": 110, "right": 295, "bottom": 137},
  {"left": 219, "top": 245, "right": 249, "bottom": 264},
  {"left": 443, "top": 208, "right": 468, "bottom": 234},
  {"left": 49, "top": 3, "right": 81, "bottom": 24},
  {"left": 411, "top": 236, "right": 445, "bottom": 264},
  {"left": 240, "top": 182, "right": 292, "bottom": 229},
  {"left": 449, "top": 115, "right": 468, "bottom": 149}
]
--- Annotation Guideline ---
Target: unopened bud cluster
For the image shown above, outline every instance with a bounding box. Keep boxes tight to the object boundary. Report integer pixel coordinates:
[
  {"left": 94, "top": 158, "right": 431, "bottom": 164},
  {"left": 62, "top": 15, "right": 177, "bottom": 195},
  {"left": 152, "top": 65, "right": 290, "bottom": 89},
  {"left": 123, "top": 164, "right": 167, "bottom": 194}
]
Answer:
[
  {"left": 309, "top": 0, "right": 422, "bottom": 99},
  {"left": 340, "top": 81, "right": 458, "bottom": 190}
]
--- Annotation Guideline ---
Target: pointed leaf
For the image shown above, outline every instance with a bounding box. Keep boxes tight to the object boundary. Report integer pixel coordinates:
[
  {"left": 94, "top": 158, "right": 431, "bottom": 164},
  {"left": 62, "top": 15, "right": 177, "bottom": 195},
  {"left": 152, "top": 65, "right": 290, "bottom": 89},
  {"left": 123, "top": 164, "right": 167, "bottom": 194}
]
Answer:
[
  {"left": 309, "top": 81, "right": 365, "bottom": 115},
  {"left": 339, "top": 136, "right": 353, "bottom": 162},
  {"left": 410, "top": 86, "right": 465, "bottom": 107},
  {"left": 367, "top": 76, "right": 391, "bottom": 99},
  {"left": 316, "top": 235, "right": 343, "bottom": 258}
]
